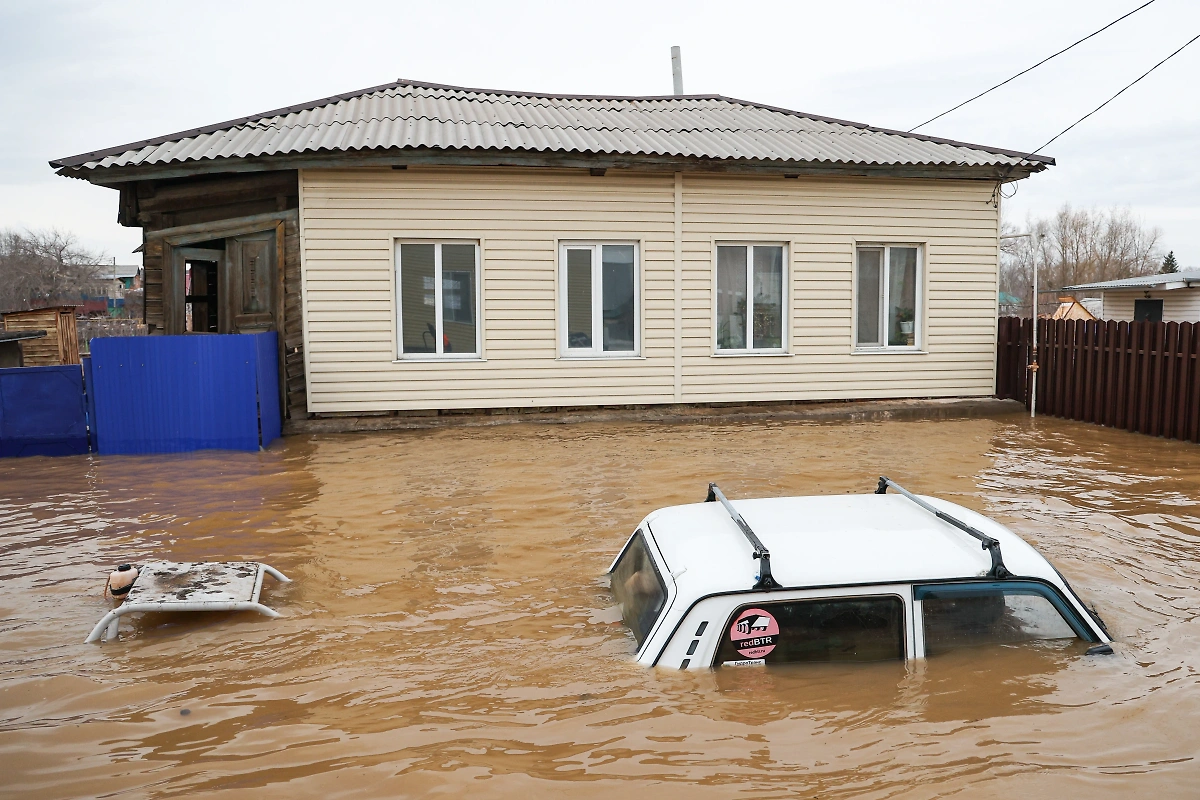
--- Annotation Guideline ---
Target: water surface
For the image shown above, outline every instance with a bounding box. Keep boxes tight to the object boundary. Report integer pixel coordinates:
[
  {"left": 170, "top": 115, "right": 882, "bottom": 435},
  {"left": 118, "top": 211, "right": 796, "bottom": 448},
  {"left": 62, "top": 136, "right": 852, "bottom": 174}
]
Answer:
[{"left": 1, "top": 411, "right": 1198, "bottom": 797}]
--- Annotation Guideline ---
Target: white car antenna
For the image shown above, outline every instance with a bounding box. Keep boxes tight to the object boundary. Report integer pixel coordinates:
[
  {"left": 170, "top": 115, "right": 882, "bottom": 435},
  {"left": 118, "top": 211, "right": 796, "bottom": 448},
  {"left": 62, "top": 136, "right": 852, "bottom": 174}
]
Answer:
[
  {"left": 876, "top": 477, "right": 1012, "bottom": 579},
  {"left": 705, "top": 483, "right": 782, "bottom": 591}
]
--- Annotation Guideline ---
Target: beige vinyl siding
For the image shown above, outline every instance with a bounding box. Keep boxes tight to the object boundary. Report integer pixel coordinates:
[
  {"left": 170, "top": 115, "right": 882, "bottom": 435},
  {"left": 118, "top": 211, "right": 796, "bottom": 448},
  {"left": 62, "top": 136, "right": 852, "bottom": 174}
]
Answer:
[
  {"left": 299, "top": 167, "right": 999, "bottom": 413},
  {"left": 1099, "top": 289, "right": 1200, "bottom": 322}
]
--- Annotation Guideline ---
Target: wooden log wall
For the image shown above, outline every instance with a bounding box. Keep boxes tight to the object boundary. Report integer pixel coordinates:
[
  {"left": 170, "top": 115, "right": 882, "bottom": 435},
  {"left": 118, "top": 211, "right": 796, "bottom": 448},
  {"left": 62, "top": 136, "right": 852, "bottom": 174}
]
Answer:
[
  {"left": 997, "top": 316, "right": 1200, "bottom": 443},
  {"left": 119, "top": 171, "right": 307, "bottom": 418}
]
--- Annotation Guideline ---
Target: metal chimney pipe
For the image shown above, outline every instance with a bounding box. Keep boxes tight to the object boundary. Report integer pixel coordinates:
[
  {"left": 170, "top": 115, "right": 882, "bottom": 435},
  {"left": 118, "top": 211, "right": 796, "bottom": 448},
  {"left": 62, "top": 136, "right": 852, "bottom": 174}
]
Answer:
[{"left": 671, "top": 46, "right": 683, "bottom": 96}]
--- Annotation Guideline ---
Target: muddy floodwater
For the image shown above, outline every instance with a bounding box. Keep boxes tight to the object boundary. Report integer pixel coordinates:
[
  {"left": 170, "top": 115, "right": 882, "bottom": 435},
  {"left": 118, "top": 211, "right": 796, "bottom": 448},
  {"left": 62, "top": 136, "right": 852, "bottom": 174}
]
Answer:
[{"left": 2, "top": 410, "right": 1200, "bottom": 798}]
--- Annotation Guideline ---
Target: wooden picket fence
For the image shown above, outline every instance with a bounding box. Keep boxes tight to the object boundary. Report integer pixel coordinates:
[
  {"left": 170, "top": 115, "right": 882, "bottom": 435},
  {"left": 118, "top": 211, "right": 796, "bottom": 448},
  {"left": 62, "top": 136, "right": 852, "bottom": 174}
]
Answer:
[{"left": 997, "top": 317, "right": 1200, "bottom": 443}]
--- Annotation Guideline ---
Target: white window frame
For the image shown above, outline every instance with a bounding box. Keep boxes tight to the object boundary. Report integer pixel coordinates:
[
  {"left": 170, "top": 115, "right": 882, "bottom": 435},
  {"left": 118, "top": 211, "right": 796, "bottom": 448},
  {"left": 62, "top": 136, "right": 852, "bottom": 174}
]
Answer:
[
  {"left": 713, "top": 242, "right": 789, "bottom": 355},
  {"left": 853, "top": 243, "right": 924, "bottom": 352},
  {"left": 558, "top": 240, "right": 641, "bottom": 358},
  {"left": 395, "top": 239, "right": 482, "bottom": 360}
]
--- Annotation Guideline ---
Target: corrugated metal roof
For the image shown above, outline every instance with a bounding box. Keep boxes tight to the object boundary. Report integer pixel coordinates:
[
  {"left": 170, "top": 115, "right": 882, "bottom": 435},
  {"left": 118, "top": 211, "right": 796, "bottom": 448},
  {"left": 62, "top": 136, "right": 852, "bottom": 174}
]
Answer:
[
  {"left": 51, "top": 79, "right": 1053, "bottom": 173},
  {"left": 1064, "top": 270, "right": 1200, "bottom": 291}
]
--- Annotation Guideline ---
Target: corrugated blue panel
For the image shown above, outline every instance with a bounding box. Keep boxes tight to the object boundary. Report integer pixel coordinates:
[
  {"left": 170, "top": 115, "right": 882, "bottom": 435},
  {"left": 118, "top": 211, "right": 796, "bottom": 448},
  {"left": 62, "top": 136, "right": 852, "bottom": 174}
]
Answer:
[
  {"left": 254, "top": 332, "right": 281, "bottom": 447},
  {"left": 90, "top": 335, "right": 259, "bottom": 454},
  {"left": 0, "top": 365, "right": 89, "bottom": 457}
]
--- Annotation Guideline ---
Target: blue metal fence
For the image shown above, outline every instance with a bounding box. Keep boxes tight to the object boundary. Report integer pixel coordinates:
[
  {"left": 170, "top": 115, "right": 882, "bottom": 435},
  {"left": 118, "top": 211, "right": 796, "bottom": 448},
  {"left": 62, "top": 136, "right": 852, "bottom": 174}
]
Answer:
[
  {"left": 0, "top": 365, "right": 90, "bottom": 457},
  {"left": 88, "top": 333, "right": 280, "bottom": 454}
]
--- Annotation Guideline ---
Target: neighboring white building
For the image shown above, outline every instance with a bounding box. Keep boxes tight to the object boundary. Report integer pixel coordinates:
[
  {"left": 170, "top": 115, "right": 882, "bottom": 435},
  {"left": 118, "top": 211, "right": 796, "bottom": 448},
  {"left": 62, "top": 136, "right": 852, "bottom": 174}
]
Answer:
[{"left": 1064, "top": 270, "right": 1200, "bottom": 323}]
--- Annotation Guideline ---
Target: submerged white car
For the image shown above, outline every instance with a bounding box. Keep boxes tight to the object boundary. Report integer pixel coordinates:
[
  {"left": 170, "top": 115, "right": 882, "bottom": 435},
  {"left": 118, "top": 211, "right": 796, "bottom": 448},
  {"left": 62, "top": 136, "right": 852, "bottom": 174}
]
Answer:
[{"left": 609, "top": 479, "right": 1112, "bottom": 669}]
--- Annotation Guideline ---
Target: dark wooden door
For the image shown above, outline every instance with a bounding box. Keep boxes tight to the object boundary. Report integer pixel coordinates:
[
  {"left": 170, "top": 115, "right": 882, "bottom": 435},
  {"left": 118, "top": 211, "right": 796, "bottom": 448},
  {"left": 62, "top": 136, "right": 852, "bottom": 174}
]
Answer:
[{"left": 224, "top": 232, "right": 278, "bottom": 333}]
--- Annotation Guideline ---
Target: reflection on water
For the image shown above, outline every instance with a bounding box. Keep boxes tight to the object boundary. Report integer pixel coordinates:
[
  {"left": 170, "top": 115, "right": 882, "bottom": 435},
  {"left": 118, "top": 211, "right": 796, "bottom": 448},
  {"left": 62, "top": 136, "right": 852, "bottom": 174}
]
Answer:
[{"left": 1, "top": 411, "right": 1198, "bottom": 796}]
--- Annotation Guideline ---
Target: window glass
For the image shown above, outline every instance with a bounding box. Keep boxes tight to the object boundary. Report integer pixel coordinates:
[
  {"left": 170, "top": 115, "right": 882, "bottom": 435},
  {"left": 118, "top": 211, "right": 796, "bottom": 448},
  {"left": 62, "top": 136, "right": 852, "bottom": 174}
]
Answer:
[
  {"left": 716, "top": 246, "right": 747, "bottom": 350},
  {"left": 441, "top": 244, "right": 476, "bottom": 354},
  {"left": 856, "top": 248, "right": 882, "bottom": 346},
  {"left": 856, "top": 245, "right": 920, "bottom": 349},
  {"left": 1134, "top": 299, "right": 1163, "bottom": 322},
  {"left": 400, "top": 243, "right": 437, "bottom": 353},
  {"left": 714, "top": 597, "right": 904, "bottom": 666},
  {"left": 920, "top": 586, "right": 1078, "bottom": 656},
  {"left": 602, "top": 245, "right": 636, "bottom": 352},
  {"left": 399, "top": 242, "right": 478, "bottom": 356},
  {"left": 566, "top": 249, "right": 593, "bottom": 349},
  {"left": 717, "top": 244, "right": 786, "bottom": 352},
  {"left": 610, "top": 532, "right": 667, "bottom": 648},
  {"left": 561, "top": 243, "right": 638, "bottom": 355},
  {"left": 887, "top": 247, "right": 918, "bottom": 347},
  {"left": 752, "top": 246, "right": 784, "bottom": 349}
]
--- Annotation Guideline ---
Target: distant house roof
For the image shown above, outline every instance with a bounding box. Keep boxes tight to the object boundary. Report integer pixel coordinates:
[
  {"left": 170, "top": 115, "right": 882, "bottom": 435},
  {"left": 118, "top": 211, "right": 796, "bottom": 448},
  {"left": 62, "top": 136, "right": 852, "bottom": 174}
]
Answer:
[
  {"left": 50, "top": 79, "right": 1053, "bottom": 180},
  {"left": 1051, "top": 297, "right": 1096, "bottom": 321},
  {"left": 1063, "top": 270, "right": 1200, "bottom": 291},
  {"left": 98, "top": 265, "right": 142, "bottom": 280}
]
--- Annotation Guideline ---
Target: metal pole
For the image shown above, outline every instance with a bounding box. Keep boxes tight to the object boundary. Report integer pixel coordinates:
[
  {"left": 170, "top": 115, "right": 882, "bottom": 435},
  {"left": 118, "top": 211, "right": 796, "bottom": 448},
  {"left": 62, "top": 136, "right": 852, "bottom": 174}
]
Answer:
[
  {"left": 1031, "top": 256, "right": 1038, "bottom": 418},
  {"left": 1001, "top": 231, "right": 1038, "bottom": 420},
  {"left": 671, "top": 46, "right": 684, "bottom": 96}
]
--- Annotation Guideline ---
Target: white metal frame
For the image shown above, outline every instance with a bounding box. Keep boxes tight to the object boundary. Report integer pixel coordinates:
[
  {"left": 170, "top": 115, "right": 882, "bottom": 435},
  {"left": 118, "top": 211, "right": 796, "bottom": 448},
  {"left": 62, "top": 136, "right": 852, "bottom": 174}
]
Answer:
[
  {"left": 853, "top": 243, "right": 925, "bottom": 352},
  {"left": 558, "top": 240, "right": 641, "bottom": 358},
  {"left": 85, "top": 562, "right": 290, "bottom": 644},
  {"left": 395, "top": 239, "right": 483, "bottom": 360},
  {"left": 712, "top": 241, "right": 789, "bottom": 355}
]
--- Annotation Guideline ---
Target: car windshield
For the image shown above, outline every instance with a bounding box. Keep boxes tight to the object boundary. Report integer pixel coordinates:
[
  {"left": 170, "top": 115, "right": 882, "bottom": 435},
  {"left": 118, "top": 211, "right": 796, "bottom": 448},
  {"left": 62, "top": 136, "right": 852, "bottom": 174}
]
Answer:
[
  {"left": 917, "top": 582, "right": 1081, "bottom": 656},
  {"left": 610, "top": 531, "right": 667, "bottom": 648}
]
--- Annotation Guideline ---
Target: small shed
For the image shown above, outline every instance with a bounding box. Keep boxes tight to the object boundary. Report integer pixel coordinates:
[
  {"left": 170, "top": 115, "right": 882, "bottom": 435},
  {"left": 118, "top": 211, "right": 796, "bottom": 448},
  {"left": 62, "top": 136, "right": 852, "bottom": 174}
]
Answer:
[
  {"left": 1, "top": 307, "right": 81, "bottom": 366},
  {"left": 1063, "top": 270, "right": 1200, "bottom": 322},
  {"left": 0, "top": 330, "right": 48, "bottom": 368}
]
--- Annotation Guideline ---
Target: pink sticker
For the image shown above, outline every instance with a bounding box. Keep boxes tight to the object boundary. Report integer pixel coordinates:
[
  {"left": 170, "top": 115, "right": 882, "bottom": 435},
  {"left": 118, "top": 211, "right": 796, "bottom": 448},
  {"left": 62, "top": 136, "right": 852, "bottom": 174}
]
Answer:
[{"left": 729, "top": 607, "right": 779, "bottom": 659}]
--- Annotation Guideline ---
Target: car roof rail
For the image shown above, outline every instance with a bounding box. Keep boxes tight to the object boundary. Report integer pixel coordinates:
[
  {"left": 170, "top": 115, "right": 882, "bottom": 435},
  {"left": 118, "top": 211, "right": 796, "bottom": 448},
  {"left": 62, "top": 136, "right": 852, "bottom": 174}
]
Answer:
[
  {"left": 876, "top": 477, "right": 1012, "bottom": 579},
  {"left": 705, "top": 483, "right": 782, "bottom": 591}
]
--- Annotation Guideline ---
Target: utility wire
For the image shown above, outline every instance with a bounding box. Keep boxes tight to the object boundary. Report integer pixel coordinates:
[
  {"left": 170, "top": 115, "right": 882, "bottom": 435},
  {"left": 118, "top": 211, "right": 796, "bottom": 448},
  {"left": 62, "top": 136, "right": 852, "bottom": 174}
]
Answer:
[
  {"left": 1029, "top": 31, "right": 1200, "bottom": 155},
  {"left": 908, "top": 0, "right": 1157, "bottom": 132}
]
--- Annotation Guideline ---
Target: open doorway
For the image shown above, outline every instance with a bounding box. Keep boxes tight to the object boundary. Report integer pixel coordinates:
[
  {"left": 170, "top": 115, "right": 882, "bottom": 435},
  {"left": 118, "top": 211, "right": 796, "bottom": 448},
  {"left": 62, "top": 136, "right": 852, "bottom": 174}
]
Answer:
[
  {"left": 181, "top": 243, "right": 224, "bottom": 332},
  {"left": 166, "top": 229, "right": 279, "bottom": 336}
]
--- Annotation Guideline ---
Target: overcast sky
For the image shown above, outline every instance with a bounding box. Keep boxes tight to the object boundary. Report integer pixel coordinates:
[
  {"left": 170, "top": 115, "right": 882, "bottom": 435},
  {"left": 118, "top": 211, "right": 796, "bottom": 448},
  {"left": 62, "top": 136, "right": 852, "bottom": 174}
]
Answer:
[{"left": 2, "top": 0, "right": 1197, "bottom": 266}]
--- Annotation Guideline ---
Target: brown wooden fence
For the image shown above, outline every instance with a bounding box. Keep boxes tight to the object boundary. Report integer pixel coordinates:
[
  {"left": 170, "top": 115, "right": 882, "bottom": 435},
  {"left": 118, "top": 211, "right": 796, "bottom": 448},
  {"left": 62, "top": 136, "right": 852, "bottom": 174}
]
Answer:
[{"left": 997, "top": 316, "right": 1200, "bottom": 443}]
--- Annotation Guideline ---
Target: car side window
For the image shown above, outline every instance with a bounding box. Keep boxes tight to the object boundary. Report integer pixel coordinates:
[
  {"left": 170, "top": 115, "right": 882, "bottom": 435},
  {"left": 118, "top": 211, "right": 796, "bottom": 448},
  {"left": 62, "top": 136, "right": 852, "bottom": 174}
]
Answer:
[
  {"left": 714, "top": 596, "right": 905, "bottom": 667},
  {"left": 916, "top": 582, "right": 1082, "bottom": 656},
  {"left": 609, "top": 531, "right": 667, "bottom": 649}
]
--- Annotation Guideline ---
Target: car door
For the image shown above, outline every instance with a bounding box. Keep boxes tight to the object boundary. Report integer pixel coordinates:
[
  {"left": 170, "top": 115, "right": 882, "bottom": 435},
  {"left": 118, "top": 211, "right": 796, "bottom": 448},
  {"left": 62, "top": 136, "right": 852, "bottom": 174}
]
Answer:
[{"left": 913, "top": 580, "right": 1099, "bottom": 657}]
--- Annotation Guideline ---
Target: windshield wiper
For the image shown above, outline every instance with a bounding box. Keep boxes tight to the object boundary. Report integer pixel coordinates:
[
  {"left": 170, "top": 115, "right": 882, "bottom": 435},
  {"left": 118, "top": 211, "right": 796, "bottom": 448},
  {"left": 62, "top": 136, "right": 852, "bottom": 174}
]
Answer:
[
  {"left": 876, "top": 477, "right": 1012, "bottom": 579},
  {"left": 705, "top": 483, "right": 782, "bottom": 591}
]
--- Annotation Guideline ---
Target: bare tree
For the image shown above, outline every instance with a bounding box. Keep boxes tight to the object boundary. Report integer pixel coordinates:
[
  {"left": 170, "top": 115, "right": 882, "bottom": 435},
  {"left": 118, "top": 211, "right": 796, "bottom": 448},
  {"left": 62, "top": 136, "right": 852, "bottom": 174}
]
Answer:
[
  {"left": 0, "top": 229, "right": 107, "bottom": 314},
  {"left": 1001, "top": 205, "right": 1162, "bottom": 316}
]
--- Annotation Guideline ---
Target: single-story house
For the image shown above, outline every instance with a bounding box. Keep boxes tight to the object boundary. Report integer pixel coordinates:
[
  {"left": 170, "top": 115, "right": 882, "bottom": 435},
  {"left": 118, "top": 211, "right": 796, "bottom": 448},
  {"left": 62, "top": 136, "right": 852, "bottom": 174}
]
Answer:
[
  {"left": 50, "top": 80, "right": 1051, "bottom": 421},
  {"left": 1063, "top": 270, "right": 1200, "bottom": 323}
]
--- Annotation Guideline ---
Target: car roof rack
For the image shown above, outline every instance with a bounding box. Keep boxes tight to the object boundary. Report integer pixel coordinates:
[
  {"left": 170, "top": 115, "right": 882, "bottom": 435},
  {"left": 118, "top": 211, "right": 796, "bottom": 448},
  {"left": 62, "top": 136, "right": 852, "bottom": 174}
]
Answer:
[
  {"left": 705, "top": 483, "right": 782, "bottom": 591},
  {"left": 876, "top": 477, "right": 1012, "bottom": 579}
]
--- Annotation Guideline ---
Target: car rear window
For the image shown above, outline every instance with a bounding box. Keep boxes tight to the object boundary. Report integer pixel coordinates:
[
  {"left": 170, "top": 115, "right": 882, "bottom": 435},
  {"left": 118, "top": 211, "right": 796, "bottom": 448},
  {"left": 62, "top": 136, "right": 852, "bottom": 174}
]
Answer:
[
  {"left": 610, "top": 531, "right": 667, "bottom": 649},
  {"left": 916, "top": 582, "right": 1082, "bottom": 656},
  {"left": 715, "top": 596, "right": 905, "bottom": 667}
]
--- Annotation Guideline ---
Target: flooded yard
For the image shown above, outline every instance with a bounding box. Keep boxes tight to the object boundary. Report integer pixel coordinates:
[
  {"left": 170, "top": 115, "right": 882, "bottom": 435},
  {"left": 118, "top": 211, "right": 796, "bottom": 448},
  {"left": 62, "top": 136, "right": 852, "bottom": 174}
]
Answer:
[{"left": 2, "top": 410, "right": 1199, "bottom": 798}]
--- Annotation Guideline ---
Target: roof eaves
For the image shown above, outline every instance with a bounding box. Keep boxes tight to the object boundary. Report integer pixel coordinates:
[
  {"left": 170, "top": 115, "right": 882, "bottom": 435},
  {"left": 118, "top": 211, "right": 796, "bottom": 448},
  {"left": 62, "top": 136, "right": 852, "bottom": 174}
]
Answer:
[{"left": 49, "top": 78, "right": 406, "bottom": 169}]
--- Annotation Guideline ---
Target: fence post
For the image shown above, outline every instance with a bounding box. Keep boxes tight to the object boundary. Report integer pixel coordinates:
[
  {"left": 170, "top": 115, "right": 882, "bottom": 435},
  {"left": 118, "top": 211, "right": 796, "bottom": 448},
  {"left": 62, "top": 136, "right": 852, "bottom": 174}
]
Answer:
[{"left": 1189, "top": 322, "right": 1200, "bottom": 443}]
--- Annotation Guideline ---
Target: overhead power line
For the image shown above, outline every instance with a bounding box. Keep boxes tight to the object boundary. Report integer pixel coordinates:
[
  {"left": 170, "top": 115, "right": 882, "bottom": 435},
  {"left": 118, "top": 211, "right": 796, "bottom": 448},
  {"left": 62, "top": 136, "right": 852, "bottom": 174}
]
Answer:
[
  {"left": 908, "top": 0, "right": 1157, "bottom": 132},
  {"left": 1029, "top": 31, "right": 1200, "bottom": 155}
]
